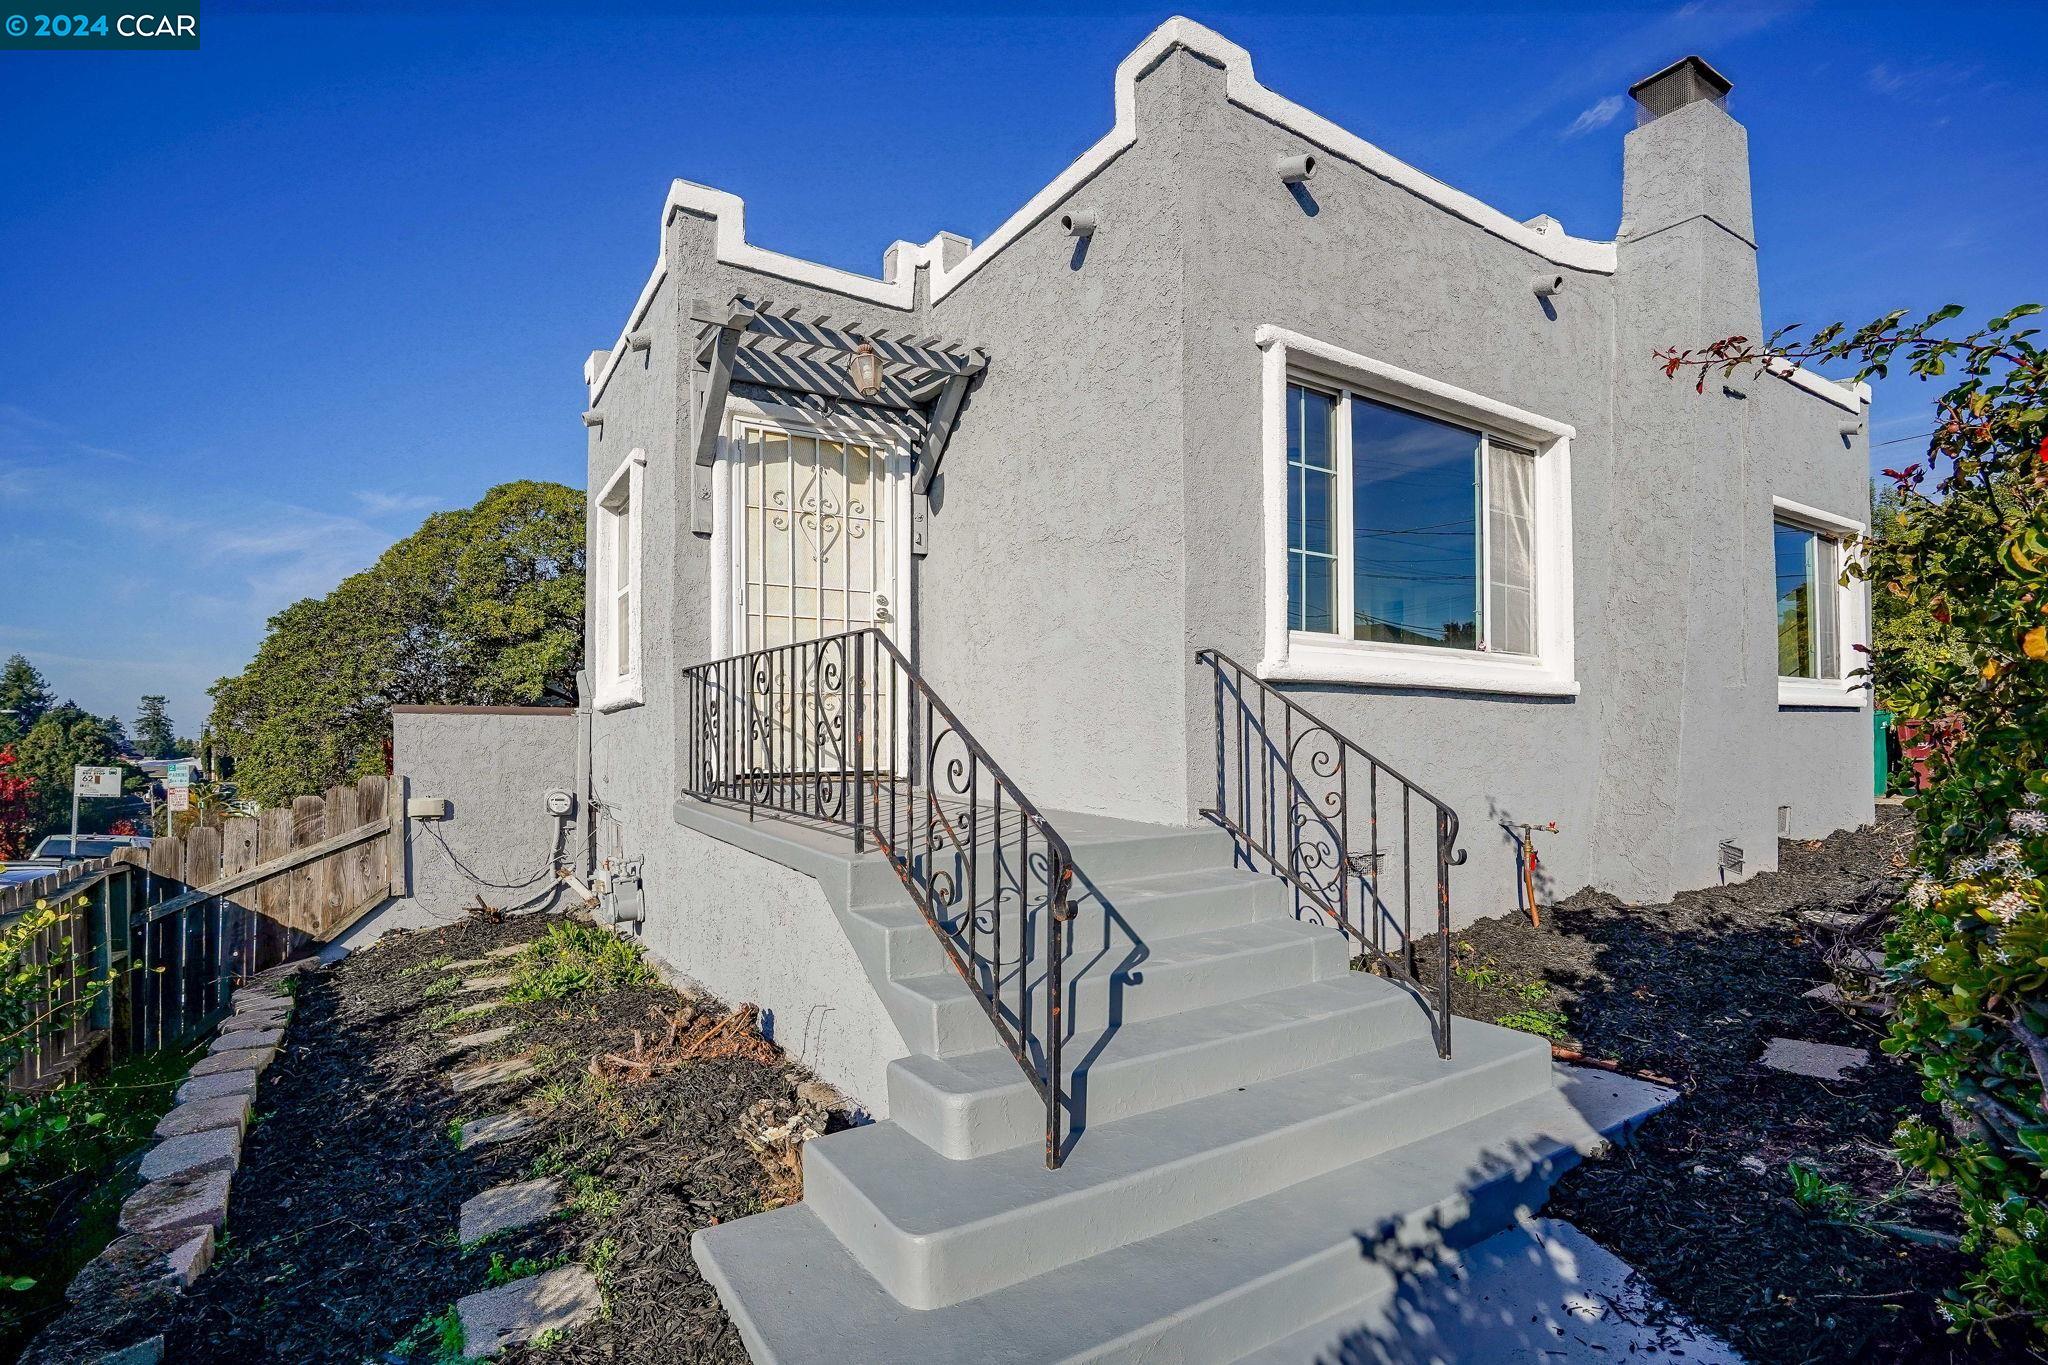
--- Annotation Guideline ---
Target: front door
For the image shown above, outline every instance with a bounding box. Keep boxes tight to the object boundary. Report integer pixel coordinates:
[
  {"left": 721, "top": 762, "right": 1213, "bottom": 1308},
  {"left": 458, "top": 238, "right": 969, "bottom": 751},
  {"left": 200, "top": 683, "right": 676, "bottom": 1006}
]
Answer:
[{"left": 727, "top": 411, "right": 905, "bottom": 783}]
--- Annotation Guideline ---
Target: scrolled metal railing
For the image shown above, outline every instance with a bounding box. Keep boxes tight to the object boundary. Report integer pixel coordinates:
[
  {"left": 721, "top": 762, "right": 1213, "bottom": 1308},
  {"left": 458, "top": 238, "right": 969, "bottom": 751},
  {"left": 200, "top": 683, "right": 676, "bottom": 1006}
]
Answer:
[
  {"left": 1196, "top": 646, "right": 1465, "bottom": 1057},
  {"left": 680, "top": 629, "right": 1078, "bottom": 1167}
]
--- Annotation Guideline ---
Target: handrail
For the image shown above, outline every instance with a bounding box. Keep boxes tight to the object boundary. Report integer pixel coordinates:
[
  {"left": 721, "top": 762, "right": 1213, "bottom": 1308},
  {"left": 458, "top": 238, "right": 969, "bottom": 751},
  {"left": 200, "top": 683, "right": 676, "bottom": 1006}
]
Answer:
[
  {"left": 681, "top": 629, "right": 1079, "bottom": 1168},
  {"left": 1196, "top": 646, "right": 1465, "bottom": 1056}
]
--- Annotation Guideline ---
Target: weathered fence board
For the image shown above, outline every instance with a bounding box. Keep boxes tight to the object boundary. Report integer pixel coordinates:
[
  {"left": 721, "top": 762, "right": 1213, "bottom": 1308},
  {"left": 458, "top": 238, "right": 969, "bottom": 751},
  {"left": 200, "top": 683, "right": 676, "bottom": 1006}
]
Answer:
[{"left": 3, "top": 775, "right": 403, "bottom": 1091}]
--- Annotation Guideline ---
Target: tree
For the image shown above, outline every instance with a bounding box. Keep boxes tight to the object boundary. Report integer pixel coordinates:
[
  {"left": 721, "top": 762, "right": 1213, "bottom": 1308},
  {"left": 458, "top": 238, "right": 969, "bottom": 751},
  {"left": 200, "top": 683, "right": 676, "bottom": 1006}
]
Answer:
[
  {"left": 1868, "top": 481, "right": 1970, "bottom": 707},
  {"left": 133, "top": 695, "right": 177, "bottom": 760},
  {"left": 0, "top": 656, "right": 54, "bottom": 747},
  {"left": 207, "top": 480, "right": 584, "bottom": 807},
  {"left": 9, "top": 706, "right": 124, "bottom": 845},
  {"left": 1660, "top": 303, "right": 2047, "bottom": 1337},
  {"left": 0, "top": 747, "right": 33, "bottom": 859}
]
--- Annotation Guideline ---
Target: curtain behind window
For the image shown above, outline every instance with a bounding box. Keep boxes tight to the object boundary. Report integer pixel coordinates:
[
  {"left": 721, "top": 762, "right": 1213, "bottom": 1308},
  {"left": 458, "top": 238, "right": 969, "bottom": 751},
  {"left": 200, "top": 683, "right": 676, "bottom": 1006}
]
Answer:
[{"left": 1485, "top": 444, "right": 1536, "bottom": 655}]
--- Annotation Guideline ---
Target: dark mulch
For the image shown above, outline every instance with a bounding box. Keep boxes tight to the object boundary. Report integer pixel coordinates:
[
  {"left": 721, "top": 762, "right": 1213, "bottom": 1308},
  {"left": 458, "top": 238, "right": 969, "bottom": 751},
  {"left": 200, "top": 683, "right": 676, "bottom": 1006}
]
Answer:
[
  {"left": 1425, "top": 808, "right": 2038, "bottom": 1364},
  {"left": 163, "top": 911, "right": 811, "bottom": 1364}
]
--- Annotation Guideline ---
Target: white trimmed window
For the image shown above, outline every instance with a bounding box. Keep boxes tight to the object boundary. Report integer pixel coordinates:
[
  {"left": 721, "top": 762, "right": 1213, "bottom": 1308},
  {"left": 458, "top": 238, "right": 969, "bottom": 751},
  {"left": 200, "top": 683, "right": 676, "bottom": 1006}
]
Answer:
[
  {"left": 1773, "top": 496, "right": 1866, "bottom": 708},
  {"left": 593, "top": 449, "right": 646, "bottom": 711},
  {"left": 1259, "top": 327, "right": 1577, "bottom": 696}
]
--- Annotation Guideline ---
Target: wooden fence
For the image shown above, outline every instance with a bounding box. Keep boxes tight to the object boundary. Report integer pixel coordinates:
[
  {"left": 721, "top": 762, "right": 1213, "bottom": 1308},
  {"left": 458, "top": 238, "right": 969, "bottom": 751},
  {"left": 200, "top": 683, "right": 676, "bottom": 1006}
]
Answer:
[{"left": 1, "top": 775, "right": 406, "bottom": 1091}]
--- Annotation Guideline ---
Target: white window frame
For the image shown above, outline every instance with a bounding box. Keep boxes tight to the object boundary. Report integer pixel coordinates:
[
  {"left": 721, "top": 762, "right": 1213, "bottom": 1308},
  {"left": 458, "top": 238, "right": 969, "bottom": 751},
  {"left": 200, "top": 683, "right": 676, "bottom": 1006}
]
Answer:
[
  {"left": 592, "top": 448, "right": 647, "bottom": 713},
  {"left": 1256, "top": 325, "right": 1579, "bottom": 697},
  {"left": 1772, "top": 495, "right": 1868, "bottom": 709}
]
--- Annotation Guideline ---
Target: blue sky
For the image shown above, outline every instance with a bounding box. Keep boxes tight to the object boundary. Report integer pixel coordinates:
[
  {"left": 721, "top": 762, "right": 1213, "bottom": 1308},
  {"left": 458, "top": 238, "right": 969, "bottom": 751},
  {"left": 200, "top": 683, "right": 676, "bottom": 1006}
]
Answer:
[{"left": 2, "top": 1, "right": 2042, "bottom": 736}]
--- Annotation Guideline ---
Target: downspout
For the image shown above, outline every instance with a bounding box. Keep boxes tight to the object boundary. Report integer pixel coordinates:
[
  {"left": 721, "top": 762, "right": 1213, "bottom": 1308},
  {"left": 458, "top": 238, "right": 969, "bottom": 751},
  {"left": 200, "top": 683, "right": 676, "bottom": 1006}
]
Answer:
[{"left": 575, "top": 667, "right": 594, "bottom": 880}]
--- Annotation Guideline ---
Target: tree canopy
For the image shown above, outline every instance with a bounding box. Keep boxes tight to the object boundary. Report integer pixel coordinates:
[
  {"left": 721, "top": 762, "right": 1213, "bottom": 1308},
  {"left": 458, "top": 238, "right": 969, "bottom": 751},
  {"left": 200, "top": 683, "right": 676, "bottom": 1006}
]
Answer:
[
  {"left": 133, "top": 695, "right": 178, "bottom": 760},
  {"left": 0, "top": 656, "right": 54, "bottom": 747},
  {"left": 208, "top": 480, "right": 584, "bottom": 807}
]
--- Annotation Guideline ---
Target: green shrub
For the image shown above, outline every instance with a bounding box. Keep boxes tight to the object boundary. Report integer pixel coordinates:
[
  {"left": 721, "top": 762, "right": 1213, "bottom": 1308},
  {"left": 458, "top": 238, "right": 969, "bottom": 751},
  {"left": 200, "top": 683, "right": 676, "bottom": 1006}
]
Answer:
[
  {"left": 1663, "top": 303, "right": 2047, "bottom": 1336},
  {"left": 505, "top": 921, "right": 654, "bottom": 1003}
]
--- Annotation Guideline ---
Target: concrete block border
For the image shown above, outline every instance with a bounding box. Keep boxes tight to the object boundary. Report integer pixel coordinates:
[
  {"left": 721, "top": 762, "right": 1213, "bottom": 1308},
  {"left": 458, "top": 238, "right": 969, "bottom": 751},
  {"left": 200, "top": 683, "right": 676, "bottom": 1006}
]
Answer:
[{"left": 22, "top": 959, "right": 316, "bottom": 1365}]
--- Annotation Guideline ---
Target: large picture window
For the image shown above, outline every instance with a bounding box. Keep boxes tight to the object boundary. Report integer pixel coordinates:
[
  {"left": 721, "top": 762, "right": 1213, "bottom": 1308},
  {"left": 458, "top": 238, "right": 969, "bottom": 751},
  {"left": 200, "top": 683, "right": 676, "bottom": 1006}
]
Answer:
[
  {"left": 1288, "top": 383, "right": 1538, "bottom": 656},
  {"left": 1260, "top": 328, "right": 1576, "bottom": 696}
]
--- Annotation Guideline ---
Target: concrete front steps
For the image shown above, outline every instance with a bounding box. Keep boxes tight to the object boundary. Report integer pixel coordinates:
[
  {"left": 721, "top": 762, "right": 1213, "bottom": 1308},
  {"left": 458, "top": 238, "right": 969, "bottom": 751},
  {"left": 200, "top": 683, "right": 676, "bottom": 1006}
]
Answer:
[{"left": 692, "top": 810, "right": 1674, "bottom": 1362}]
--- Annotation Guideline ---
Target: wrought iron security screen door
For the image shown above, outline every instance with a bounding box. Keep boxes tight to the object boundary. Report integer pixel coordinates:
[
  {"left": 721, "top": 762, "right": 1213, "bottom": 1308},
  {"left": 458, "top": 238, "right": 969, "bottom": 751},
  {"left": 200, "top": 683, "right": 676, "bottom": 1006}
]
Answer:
[{"left": 733, "top": 416, "right": 902, "bottom": 784}]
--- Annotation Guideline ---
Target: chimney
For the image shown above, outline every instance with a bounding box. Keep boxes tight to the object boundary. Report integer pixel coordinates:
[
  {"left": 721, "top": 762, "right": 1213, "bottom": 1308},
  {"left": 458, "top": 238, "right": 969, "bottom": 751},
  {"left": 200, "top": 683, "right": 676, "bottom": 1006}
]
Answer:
[
  {"left": 1618, "top": 54, "right": 1753, "bottom": 250},
  {"left": 1628, "top": 55, "right": 1732, "bottom": 125}
]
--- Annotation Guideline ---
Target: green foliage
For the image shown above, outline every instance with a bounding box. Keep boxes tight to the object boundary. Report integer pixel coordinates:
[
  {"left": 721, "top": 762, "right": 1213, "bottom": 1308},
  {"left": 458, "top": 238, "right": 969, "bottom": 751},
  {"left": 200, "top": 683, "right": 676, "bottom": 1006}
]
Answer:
[
  {"left": 132, "top": 695, "right": 177, "bottom": 760},
  {"left": 0, "top": 894, "right": 104, "bottom": 1079},
  {"left": 207, "top": 480, "right": 585, "bottom": 807},
  {"left": 0, "top": 656, "right": 54, "bottom": 748},
  {"left": 1788, "top": 1160, "right": 1860, "bottom": 1221},
  {"left": 1667, "top": 302, "right": 2048, "bottom": 1335},
  {"left": 0, "top": 1046, "right": 196, "bottom": 1355},
  {"left": 10, "top": 704, "right": 127, "bottom": 845},
  {"left": 1494, "top": 1006, "right": 1570, "bottom": 1041},
  {"left": 505, "top": 921, "right": 655, "bottom": 1003},
  {"left": 566, "top": 1171, "right": 621, "bottom": 1222},
  {"left": 393, "top": 1304, "right": 466, "bottom": 1363},
  {"left": 483, "top": 1251, "right": 566, "bottom": 1287}
]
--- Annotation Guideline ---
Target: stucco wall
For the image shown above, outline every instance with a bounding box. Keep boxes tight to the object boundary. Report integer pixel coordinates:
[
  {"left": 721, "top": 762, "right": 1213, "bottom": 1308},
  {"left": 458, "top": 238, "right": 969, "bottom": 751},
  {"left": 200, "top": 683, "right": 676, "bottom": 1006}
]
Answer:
[
  {"left": 916, "top": 53, "right": 1195, "bottom": 823},
  {"left": 387, "top": 707, "right": 579, "bottom": 925}
]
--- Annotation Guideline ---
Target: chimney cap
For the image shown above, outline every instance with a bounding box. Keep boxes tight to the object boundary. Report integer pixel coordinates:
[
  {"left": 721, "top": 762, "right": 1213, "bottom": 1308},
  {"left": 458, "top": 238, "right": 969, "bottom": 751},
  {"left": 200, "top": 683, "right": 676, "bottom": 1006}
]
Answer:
[{"left": 1628, "top": 55, "right": 1733, "bottom": 121}]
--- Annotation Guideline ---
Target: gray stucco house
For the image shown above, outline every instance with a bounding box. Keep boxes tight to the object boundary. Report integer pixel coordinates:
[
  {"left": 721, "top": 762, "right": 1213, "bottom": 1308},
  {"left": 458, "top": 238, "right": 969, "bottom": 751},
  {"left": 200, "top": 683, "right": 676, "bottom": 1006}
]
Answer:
[{"left": 569, "top": 17, "right": 1870, "bottom": 1359}]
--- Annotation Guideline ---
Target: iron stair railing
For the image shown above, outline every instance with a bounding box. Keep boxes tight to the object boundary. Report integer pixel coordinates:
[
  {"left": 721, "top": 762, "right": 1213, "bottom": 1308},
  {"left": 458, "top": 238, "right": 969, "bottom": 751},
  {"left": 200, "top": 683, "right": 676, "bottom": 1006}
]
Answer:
[
  {"left": 1196, "top": 646, "right": 1466, "bottom": 1056},
  {"left": 681, "top": 629, "right": 1079, "bottom": 1168}
]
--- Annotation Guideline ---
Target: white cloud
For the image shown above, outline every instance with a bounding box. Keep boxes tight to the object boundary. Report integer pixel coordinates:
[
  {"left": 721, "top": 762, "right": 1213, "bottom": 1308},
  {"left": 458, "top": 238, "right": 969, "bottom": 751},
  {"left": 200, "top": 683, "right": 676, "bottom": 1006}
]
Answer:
[
  {"left": 354, "top": 489, "right": 445, "bottom": 516},
  {"left": 1563, "top": 94, "right": 1625, "bottom": 138}
]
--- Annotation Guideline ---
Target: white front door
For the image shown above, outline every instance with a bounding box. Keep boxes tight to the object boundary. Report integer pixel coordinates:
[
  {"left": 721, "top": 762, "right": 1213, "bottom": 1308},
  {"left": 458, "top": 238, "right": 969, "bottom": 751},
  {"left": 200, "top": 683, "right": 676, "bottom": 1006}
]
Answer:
[
  {"left": 723, "top": 407, "right": 908, "bottom": 778},
  {"left": 732, "top": 415, "right": 902, "bottom": 650}
]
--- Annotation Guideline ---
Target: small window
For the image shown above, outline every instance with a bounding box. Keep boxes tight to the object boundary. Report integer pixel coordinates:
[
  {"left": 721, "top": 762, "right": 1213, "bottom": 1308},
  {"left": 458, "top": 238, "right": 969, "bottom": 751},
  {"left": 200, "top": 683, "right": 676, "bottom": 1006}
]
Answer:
[
  {"left": 1286, "top": 382, "right": 1538, "bottom": 657},
  {"left": 1774, "top": 519, "right": 1841, "bottom": 680},
  {"left": 593, "top": 450, "right": 645, "bottom": 711}
]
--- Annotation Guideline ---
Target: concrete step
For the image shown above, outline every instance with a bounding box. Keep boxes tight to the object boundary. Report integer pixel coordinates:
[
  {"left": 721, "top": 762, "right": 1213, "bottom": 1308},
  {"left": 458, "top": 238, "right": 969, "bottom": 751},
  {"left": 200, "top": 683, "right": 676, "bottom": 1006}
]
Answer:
[
  {"left": 693, "top": 1067, "right": 1676, "bottom": 1363},
  {"left": 847, "top": 863, "right": 1286, "bottom": 983},
  {"left": 848, "top": 819, "right": 1239, "bottom": 910},
  {"left": 889, "top": 917, "right": 1350, "bottom": 1057},
  {"left": 1237, "top": 1217, "right": 1738, "bottom": 1365},
  {"left": 888, "top": 975, "right": 1436, "bottom": 1159},
  {"left": 802, "top": 1021, "right": 1554, "bottom": 1309}
]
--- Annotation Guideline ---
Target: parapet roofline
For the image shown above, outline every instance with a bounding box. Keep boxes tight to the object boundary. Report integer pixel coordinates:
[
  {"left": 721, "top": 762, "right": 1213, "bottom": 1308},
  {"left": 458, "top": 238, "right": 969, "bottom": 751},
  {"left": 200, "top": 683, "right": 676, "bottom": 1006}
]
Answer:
[{"left": 586, "top": 16, "right": 1868, "bottom": 415}]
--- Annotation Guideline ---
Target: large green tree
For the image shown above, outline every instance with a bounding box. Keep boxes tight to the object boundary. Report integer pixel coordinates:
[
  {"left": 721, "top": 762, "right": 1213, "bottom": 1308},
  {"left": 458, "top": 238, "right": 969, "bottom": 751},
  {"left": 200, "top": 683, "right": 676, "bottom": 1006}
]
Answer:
[
  {"left": 208, "top": 480, "right": 584, "bottom": 807},
  {"left": 133, "top": 695, "right": 177, "bottom": 759},
  {"left": 10, "top": 705, "right": 125, "bottom": 844},
  {"left": 0, "top": 655, "right": 54, "bottom": 747}
]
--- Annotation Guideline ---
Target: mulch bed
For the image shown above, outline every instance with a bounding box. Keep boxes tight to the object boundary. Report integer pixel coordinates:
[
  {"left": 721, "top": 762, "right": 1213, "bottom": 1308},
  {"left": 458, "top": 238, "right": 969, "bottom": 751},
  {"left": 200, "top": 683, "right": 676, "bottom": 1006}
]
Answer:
[
  {"left": 162, "top": 909, "right": 821, "bottom": 1363},
  {"left": 1425, "top": 808, "right": 2039, "bottom": 1364}
]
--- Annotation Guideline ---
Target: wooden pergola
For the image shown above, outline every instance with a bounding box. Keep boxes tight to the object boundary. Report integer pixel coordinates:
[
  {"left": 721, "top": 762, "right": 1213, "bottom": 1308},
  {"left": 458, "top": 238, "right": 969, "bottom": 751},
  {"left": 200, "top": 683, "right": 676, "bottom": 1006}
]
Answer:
[{"left": 688, "top": 295, "right": 989, "bottom": 551}]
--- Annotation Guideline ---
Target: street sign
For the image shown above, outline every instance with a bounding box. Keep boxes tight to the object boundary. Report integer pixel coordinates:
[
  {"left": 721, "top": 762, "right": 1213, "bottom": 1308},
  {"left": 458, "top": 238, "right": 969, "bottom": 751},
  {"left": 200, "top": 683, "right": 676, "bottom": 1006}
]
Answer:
[
  {"left": 74, "top": 766, "right": 122, "bottom": 798},
  {"left": 165, "top": 760, "right": 197, "bottom": 789},
  {"left": 166, "top": 787, "right": 191, "bottom": 813}
]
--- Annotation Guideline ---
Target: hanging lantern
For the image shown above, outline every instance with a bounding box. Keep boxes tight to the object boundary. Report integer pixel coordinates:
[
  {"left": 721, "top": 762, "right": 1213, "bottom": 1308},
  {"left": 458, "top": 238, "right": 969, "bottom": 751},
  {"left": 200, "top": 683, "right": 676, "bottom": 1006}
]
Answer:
[{"left": 847, "top": 341, "right": 883, "bottom": 397}]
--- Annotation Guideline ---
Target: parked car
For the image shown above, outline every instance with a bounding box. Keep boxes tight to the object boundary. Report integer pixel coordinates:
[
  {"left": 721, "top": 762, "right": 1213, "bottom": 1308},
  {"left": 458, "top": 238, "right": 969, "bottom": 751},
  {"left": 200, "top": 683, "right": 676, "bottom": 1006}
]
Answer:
[{"left": 29, "top": 834, "right": 152, "bottom": 862}]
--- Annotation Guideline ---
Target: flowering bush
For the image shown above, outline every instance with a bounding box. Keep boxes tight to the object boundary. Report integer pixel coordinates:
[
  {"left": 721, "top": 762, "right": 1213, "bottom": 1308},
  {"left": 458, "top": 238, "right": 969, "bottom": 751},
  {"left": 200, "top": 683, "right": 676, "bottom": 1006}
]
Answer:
[{"left": 1662, "top": 303, "right": 2046, "bottom": 1334}]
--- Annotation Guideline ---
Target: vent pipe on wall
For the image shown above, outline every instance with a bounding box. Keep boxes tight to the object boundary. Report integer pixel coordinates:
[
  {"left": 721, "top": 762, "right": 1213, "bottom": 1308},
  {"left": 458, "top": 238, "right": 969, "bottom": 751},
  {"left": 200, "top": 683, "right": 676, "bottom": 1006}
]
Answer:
[
  {"left": 1276, "top": 152, "right": 1315, "bottom": 185},
  {"left": 1531, "top": 273, "right": 1565, "bottom": 298},
  {"left": 1061, "top": 209, "right": 1096, "bottom": 238}
]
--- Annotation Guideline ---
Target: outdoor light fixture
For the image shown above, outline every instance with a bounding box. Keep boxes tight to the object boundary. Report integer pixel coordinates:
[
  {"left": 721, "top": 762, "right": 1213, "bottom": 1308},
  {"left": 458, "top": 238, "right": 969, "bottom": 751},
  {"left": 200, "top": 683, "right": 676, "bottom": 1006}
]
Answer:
[
  {"left": 847, "top": 340, "right": 884, "bottom": 398},
  {"left": 1061, "top": 209, "right": 1096, "bottom": 238},
  {"left": 1531, "top": 273, "right": 1566, "bottom": 298},
  {"left": 1276, "top": 152, "right": 1316, "bottom": 185}
]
